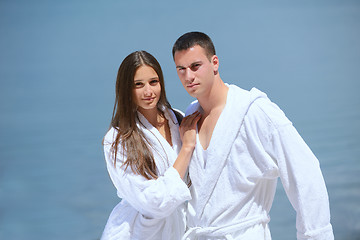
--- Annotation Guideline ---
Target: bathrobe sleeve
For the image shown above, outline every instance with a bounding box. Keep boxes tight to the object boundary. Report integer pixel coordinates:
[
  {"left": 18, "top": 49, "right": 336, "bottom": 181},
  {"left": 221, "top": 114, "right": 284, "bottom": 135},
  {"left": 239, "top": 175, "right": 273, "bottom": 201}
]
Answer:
[
  {"left": 103, "top": 130, "right": 191, "bottom": 220},
  {"left": 245, "top": 98, "right": 334, "bottom": 240}
]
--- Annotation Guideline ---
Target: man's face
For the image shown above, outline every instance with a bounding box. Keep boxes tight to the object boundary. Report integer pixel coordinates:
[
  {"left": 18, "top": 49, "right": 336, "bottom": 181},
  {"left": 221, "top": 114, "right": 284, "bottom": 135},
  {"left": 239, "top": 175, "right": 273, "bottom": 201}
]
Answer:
[{"left": 174, "top": 45, "right": 218, "bottom": 98}]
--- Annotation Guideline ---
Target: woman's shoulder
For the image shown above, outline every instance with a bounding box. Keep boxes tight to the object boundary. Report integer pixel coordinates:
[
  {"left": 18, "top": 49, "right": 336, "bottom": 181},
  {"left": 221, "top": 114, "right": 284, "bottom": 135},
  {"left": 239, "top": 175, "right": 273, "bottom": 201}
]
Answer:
[
  {"left": 170, "top": 108, "right": 184, "bottom": 124},
  {"left": 104, "top": 127, "right": 118, "bottom": 145}
]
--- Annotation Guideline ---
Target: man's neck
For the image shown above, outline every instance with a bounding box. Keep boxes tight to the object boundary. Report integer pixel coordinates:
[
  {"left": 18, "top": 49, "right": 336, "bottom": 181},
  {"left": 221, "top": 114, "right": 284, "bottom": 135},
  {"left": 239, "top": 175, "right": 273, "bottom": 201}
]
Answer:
[{"left": 198, "top": 77, "right": 228, "bottom": 115}]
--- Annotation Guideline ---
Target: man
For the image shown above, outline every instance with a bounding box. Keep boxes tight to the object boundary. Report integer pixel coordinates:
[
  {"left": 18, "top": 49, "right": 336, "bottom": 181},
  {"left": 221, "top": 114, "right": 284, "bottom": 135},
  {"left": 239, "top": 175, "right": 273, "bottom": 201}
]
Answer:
[{"left": 172, "top": 32, "right": 334, "bottom": 240}]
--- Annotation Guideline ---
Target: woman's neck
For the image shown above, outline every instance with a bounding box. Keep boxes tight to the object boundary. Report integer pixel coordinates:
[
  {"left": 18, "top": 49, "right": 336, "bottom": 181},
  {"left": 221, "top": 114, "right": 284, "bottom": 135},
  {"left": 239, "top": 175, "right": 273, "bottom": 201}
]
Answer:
[
  {"left": 139, "top": 106, "right": 172, "bottom": 145},
  {"left": 138, "top": 107, "right": 164, "bottom": 128}
]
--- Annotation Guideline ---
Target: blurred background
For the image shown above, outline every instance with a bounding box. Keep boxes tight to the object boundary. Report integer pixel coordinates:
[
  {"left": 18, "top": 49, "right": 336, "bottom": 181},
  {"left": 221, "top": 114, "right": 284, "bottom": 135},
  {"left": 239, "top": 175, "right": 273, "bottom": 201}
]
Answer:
[{"left": 0, "top": 0, "right": 359, "bottom": 239}]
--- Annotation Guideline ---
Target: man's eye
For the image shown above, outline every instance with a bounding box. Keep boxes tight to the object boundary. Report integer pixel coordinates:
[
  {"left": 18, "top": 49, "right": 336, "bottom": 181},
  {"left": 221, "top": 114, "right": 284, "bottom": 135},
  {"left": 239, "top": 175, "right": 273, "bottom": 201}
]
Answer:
[{"left": 190, "top": 64, "right": 200, "bottom": 71}]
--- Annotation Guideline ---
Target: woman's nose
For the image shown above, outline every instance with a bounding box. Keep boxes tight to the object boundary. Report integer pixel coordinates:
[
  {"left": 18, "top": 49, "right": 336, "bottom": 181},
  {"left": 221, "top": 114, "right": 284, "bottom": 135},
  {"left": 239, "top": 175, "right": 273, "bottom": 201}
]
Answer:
[{"left": 144, "top": 84, "right": 152, "bottom": 95}]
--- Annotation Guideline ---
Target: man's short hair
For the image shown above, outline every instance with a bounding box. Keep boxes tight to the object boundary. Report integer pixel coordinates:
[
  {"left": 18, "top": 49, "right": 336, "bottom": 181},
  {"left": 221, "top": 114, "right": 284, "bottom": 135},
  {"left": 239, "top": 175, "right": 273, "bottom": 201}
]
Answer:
[{"left": 172, "top": 32, "right": 216, "bottom": 60}]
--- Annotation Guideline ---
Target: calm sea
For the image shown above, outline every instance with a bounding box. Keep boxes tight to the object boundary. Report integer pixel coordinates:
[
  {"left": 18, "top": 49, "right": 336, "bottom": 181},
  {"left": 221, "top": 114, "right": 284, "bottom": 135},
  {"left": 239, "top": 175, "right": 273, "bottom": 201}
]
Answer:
[{"left": 0, "top": 1, "right": 359, "bottom": 239}]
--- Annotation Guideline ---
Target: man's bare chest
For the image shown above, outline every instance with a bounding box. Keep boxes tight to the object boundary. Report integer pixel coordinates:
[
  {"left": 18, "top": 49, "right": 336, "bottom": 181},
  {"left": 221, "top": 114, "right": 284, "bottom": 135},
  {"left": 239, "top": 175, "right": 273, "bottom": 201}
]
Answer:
[{"left": 198, "top": 110, "right": 222, "bottom": 150}]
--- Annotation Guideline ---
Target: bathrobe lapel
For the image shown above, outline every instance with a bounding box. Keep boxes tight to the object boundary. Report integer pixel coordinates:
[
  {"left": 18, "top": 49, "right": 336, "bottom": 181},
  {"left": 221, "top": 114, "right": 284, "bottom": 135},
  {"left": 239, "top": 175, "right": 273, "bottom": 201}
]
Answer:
[
  {"left": 189, "top": 85, "right": 266, "bottom": 217},
  {"left": 137, "top": 109, "right": 182, "bottom": 174}
]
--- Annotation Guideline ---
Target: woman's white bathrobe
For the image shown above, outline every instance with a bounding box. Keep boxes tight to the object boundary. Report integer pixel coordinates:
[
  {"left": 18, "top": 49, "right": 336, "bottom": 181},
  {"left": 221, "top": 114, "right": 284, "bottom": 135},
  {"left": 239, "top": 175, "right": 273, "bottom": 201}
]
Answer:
[
  {"left": 183, "top": 85, "right": 334, "bottom": 240},
  {"left": 101, "top": 108, "right": 191, "bottom": 240}
]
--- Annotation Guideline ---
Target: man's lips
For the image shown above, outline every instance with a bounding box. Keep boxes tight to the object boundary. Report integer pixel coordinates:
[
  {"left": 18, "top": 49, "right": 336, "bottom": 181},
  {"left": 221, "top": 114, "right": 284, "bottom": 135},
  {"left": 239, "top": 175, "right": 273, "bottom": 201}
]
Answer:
[{"left": 187, "top": 83, "right": 199, "bottom": 88}]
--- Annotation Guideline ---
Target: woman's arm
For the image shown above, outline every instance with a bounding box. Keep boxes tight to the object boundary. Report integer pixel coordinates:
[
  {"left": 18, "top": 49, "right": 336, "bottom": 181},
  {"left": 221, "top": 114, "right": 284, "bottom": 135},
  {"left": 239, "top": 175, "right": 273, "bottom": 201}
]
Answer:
[
  {"left": 173, "top": 111, "right": 201, "bottom": 178},
  {"left": 104, "top": 141, "right": 191, "bottom": 219}
]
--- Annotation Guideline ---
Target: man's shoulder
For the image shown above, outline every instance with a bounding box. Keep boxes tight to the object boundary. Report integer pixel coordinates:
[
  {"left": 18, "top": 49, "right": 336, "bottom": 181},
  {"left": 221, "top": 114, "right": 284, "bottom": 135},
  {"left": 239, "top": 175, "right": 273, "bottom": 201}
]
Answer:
[
  {"left": 245, "top": 91, "right": 292, "bottom": 128},
  {"left": 185, "top": 100, "right": 200, "bottom": 116},
  {"left": 227, "top": 84, "right": 270, "bottom": 110},
  {"left": 228, "top": 84, "right": 267, "bottom": 100}
]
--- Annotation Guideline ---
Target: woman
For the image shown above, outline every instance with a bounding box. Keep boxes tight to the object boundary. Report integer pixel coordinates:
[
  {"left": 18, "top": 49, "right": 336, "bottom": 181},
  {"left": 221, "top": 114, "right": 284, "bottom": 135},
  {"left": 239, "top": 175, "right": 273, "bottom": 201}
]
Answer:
[{"left": 101, "top": 50, "right": 200, "bottom": 240}]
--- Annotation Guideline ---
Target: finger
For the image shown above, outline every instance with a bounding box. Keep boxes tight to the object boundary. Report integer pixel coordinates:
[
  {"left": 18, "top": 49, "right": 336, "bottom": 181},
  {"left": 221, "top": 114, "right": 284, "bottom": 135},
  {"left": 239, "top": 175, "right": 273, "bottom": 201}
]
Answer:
[
  {"left": 184, "top": 111, "right": 199, "bottom": 120},
  {"left": 190, "top": 112, "right": 201, "bottom": 126},
  {"left": 182, "top": 112, "right": 200, "bottom": 126},
  {"left": 181, "top": 111, "right": 199, "bottom": 125}
]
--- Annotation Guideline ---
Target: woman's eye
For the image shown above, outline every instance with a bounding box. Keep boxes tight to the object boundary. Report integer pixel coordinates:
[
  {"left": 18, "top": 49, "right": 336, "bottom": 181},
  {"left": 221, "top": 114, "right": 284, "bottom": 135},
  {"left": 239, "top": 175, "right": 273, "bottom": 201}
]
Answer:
[
  {"left": 134, "top": 82, "right": 144, "bottom": 88},
  {"left": 150, "top": 80, "right": 159, "bottom": 85}
]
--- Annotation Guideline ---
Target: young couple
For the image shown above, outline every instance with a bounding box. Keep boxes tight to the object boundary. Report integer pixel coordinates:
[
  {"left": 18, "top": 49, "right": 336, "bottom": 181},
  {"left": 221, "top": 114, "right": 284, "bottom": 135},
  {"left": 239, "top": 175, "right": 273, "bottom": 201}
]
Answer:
[{"left": 101, "top": 32, "right": 334, "bottom": 240}]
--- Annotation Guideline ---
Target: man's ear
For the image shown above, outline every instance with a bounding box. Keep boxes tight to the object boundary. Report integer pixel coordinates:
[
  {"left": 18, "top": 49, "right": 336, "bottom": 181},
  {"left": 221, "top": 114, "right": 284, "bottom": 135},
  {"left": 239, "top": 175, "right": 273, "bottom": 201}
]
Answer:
[{"left": 212, "top": 55, "right": 219, "bottom": 74}]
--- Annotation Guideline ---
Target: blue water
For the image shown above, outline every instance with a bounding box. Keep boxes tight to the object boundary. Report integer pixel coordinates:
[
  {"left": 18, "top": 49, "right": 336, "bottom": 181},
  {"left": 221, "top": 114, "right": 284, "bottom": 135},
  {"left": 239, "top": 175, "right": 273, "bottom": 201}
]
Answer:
[{"left": 0, "top": 1, "right": 359, "bottom": 239}]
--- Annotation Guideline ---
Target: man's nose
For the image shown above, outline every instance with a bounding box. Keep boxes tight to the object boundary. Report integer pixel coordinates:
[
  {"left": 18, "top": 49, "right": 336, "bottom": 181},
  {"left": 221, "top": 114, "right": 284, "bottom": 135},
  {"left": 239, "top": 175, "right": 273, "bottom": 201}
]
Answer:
[{"left": 185, "top": 69, "right": 195, "bottom": 82}]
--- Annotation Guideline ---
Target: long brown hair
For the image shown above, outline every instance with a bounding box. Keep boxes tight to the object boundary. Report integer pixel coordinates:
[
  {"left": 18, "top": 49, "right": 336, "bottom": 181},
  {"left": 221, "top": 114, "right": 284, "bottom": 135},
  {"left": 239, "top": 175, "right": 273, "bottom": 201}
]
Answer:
[{"left": 109, "top": 51, "right": 172, "bottom": 180}]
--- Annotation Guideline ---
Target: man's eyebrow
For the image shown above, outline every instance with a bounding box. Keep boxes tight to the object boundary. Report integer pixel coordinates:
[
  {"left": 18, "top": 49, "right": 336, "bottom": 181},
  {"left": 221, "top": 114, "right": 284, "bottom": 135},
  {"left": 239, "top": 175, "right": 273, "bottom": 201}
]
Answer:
[
  {"left": 176, "top": 61, "right": 202, "bottom": 69},
  {"left": 190, "top": 61, "right": 202, "bottom": 66}
]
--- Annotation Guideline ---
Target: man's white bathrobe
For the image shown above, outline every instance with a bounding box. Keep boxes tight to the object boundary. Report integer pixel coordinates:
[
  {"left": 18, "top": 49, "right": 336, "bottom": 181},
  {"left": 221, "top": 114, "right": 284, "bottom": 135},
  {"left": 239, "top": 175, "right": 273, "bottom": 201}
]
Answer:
[
  {"left": 183, "top": 85, "right": 334, "bottom": 240},
  {"left": 101, "top": 108, "right": 191, "bottom": 240}
]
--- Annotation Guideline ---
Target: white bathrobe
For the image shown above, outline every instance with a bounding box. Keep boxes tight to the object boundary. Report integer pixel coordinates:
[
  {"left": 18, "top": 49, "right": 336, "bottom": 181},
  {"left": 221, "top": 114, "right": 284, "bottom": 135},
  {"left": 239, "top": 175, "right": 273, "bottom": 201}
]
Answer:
[
  {"left": 183, "top": 85, "right": 334, "bottom": 240},
  {"left": 101, "top": 108, "right": 191, "bottom": 240}
]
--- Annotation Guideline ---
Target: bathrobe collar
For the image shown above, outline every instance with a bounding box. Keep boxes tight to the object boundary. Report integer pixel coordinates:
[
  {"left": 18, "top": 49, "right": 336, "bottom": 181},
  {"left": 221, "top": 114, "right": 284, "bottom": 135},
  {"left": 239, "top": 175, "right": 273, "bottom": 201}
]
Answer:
[
  {"left": 186, "top": 85, "right": 267, "bottom": 217},
  {"left": 136, "top": 107, "right": 182, "bottom": 174}
]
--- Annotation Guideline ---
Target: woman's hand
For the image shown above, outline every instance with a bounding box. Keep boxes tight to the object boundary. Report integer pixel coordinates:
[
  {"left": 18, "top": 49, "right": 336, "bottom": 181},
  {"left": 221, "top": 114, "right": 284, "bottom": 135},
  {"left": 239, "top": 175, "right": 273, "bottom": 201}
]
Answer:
[
  {"left": 179, "top": 111, "right": 201, "bottom": 150},
  {"left": 174, "top": 111, "right": 201, "bottom": 178}
]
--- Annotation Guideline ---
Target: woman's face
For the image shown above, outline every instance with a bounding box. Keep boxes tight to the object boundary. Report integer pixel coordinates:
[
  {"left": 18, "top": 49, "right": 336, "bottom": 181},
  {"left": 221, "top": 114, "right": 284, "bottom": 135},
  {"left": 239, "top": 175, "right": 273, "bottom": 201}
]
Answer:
[{"left": 132, "top": 65, "right": 161, "bottom": 112}]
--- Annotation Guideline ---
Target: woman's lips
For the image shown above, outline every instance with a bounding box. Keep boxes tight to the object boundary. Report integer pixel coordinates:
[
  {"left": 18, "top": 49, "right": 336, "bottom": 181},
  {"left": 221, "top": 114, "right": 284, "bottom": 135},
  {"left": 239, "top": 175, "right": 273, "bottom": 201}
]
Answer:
[{"left": 143, "top": 97, "right": 155, "bottom": 101}]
